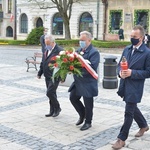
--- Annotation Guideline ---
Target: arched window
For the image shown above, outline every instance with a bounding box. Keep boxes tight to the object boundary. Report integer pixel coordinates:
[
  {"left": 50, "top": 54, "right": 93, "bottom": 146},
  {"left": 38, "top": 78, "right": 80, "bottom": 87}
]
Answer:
[
  {"left": 36, "top": 18, "right": 43, "bottom": 27},
  {"left": 79, "top": 12, "right": 93, "bottom": 35},
  {"left": 20, "top": 13, "right": 28, "bottom": 33},
  {"left": 52, "top": 13, "right": 63, "bottom": 35},
  {"left": 6, "top": 26, "right": 13, "bottom": 37}
]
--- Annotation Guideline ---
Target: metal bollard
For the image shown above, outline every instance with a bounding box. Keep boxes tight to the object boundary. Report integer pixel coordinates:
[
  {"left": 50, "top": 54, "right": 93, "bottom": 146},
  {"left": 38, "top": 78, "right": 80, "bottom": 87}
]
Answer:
[{"left": 102, "top": 55, "right": 118, "bottom": 89}]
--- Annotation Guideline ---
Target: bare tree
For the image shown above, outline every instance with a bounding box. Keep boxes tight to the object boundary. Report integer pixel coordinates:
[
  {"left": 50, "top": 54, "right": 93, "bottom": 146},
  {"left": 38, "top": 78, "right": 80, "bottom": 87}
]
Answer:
[{"left": 28, "top": 0, "right": 80, "bottom": 39}]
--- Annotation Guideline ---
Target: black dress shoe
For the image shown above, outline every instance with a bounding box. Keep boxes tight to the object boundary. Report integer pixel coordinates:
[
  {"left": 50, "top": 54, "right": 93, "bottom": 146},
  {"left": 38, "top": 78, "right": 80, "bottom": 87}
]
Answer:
[
  {"left": 45, "top": 111, "right": 54, "bottom": 117},
  {"left": 52, "top": 108, "right": 61, "bottom": 117},
  {"left": 80, "top": 123, "right": 91, "bottom": 131},
  {"left": 76, "top": 117, "right": 84, "bottom": 126}
]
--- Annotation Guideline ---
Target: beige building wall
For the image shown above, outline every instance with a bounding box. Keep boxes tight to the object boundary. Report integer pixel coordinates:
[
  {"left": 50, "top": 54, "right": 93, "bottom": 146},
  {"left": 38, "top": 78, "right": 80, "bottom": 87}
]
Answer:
[
  {"left": 106, "top": 0, "right": 150, "bottom": 41},
  {"left": 107, "top": 0, "right": 150, "bottom": 41},
  {"left": 1, "top": 0, "right": 149, "bottom": 41}
]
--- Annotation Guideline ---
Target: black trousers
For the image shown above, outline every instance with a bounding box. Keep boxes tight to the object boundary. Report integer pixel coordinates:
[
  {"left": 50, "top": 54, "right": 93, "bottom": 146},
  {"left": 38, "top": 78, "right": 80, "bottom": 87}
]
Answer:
[
  {"left": 69, "top": 87, "right": 94, "bottom": 124},
  {"left": 45, "top": 78, "right": 60, "bottom": 110},
  {"left": 118, "top": 102, "right": 148, "bottom": 141}
]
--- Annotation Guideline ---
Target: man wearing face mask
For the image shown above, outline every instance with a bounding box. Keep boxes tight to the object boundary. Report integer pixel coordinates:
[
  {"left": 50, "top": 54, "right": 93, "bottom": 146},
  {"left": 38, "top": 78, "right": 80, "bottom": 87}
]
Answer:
[
  {"left": 37, "top": 34, "right": 63, "bottom": 117},
  {"left": 68, "top": 31, "right": 100, "bottom": 131},
  {"left": 112, "top": 25, "right": 150, "bottom": 149}
]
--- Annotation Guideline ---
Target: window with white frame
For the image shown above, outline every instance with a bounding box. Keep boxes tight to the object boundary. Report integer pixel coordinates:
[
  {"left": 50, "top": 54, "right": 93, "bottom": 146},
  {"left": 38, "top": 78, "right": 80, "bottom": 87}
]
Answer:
[
  {"left": 79, "top": 12, "right": 93, "bottom": 35},
  {"left": 52, "top": 13, "right": 63, "bottom": 35},
  {"left": 8, "top": 0, "right": 12, "bottom": 13},
  {"left": 20, "top": 13, "right": 28, "bottom": 33}
]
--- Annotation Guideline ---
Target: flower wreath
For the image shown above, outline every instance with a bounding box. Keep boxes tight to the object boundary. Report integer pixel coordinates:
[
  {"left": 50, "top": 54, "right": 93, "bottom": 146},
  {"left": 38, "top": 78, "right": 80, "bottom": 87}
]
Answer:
[{"left": 49, "top": 47, "right": 98, "bottom": 82}]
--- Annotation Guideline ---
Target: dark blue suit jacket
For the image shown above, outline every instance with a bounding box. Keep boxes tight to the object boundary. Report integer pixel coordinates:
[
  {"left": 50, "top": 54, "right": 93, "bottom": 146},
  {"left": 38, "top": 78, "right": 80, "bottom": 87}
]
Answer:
[
  {"left": 38, "top": 44, "right": 63, "bottom": 79},
  {"left": 117, "top": 43, "right": 150, "bottom": 103},
  {"left": 69, "top": 44, "right": 100, "bottom": 97}
]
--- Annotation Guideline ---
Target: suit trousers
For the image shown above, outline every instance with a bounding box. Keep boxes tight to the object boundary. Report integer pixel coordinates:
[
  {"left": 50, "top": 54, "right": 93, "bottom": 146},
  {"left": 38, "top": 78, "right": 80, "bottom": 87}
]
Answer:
[
  {"left": 118, "top": 102, "right": 148, "bottom": 141},
  {"left": 69, "top": 87, "right": 94, "bottom": 124},
  {"left": 45, "top": 78, "right": 60, "bottom": 109}
]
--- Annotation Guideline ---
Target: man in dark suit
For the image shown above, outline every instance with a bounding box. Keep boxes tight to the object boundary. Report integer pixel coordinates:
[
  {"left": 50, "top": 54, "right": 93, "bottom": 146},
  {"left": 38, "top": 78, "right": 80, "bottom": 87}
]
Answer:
[
  {"left": 68, "top": 31, "right": 100, "bottom": 131},
  {"left": 37, "top": 34, "right": 63, "bottom": 117},
  {"left": 112, "top": 25, "right": 150, "bottom": 149}
]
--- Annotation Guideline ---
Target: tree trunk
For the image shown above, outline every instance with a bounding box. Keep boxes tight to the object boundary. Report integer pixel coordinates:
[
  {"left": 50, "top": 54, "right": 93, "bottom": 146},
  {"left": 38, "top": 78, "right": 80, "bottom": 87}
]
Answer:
[{"left": 63, "top": 17, "right": 71, "bottom": 40}]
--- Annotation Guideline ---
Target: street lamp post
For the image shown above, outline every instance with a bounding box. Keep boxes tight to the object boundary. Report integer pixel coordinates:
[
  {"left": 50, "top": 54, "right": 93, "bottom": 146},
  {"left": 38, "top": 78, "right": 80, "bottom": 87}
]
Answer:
[
  {"left": 96, "top": 0, "right": 100, "bottom": 40},
  {"left": 14, "top": 0, "right": 17, "bottom": 40},
  {"left": 102, "top": 0, "right": 108, "bottom": 41}
]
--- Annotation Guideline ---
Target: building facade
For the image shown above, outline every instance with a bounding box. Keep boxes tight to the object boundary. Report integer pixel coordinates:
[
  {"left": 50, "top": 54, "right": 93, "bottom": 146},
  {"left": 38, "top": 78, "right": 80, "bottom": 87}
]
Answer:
[
  {"left": 0, "top": 0, "right": 149, "bottom": 41},
  {"left": 0, "top": 0, "right": 105, "bottom": 40},
  {"left": 106, "top": 0, "right": 150, "bottom": 40},
  {"left": 0, "top": 0, "right": 15, "bottom": 39}
]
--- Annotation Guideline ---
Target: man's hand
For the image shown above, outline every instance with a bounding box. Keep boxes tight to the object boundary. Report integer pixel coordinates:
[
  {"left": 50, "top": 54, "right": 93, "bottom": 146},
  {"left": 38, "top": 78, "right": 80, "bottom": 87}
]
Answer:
[{"left": 119, "top": 69, "right": 132, "bottom": 79}]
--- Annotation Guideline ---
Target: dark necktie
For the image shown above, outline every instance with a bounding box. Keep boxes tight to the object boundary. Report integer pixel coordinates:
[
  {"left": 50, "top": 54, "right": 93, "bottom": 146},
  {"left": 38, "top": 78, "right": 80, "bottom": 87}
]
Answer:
[
  {"left": 82, "top": 48, "right": 86, "bottom": 52},
  {"left": 131, "top": 47, "right": 137, "bottom": 56},
  {"left": 46, "top": 50, "right": 49, "bottom": 57}
]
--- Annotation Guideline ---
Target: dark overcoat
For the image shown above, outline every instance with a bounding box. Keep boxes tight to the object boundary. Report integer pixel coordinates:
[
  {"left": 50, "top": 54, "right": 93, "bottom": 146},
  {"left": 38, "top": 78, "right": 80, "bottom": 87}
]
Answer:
[
  {"left": 40, "top": 35, "right": 46, "bottom": 53},
  {"left": 118, "top": 29, "right": 124, "bottom": 40},
  {"left": 69, "top": 44, "right": 100, "bottom": 98},
  {"left": 117, "top": 43, "right": 150, "bottom": 103},
  {"left": 38, "top": 44, "right": 63, "bottom": 79}
]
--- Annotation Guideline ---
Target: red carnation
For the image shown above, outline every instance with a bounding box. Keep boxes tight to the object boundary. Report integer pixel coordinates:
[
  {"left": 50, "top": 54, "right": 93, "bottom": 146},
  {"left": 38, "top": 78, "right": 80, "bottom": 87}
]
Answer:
[
  {"left": 54, "top": 63, "right": 58, "bottom": 67},
  {"left": 51, "top": 56, "right": 57, "bottom": 61},
  {"left": 63, "top": 58, "right": 68, "bottom": 63},
  {"left": 65, "top": 51, "right": 69, "bottom": 54},
  {"left": 69, "top": 65, "right": 74, "bottom": 70},
  {"left": 69, "top": 57, "right": 74, "bottom": 62}
]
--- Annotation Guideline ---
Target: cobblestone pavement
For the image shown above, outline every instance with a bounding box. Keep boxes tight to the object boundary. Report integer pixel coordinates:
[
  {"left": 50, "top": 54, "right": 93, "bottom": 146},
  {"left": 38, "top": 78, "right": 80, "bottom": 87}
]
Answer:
[{"left": 0, "top": 45, "right": 150, "bottom": 150}]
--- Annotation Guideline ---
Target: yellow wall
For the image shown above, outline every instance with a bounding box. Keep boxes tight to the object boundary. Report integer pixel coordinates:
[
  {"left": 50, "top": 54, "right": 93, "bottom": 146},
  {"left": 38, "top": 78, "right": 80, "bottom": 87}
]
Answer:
[{"left": 107, "top": 0, "right": 150, "bottom": 41}]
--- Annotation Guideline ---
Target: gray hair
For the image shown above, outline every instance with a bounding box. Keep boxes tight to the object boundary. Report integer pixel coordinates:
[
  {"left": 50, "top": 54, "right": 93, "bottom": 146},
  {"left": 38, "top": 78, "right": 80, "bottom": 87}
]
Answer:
[
  {"left": 44, "top": 34, "right": 55, "bottom": 42},
  {"left": 133, "top": 25, "right": 145, "bottom": 37},
  {"left": 80, "top": 31, "right": 93, "bottom": 40}
]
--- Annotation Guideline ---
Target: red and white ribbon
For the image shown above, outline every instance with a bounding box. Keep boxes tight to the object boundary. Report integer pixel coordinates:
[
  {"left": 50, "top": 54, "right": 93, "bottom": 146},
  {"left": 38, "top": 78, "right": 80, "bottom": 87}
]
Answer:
[{"left": 74, "top": 52, "right": 98, "bottom": 80}]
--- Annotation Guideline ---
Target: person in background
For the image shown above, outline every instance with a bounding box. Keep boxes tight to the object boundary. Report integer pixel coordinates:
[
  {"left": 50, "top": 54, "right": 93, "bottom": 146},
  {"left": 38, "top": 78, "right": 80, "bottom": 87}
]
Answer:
[
  {"left": 112, "top": 25, "right": 150, "bottom": 149},
  {"left": 37, "top": 34, "right": 63, "bottom": 117},
  {"left": 40, "top": 28, "right": 48, "bottom": 54},
  {"left": 143, "top": 31, "right": 150, "bottom": 48},
  {"left": 118, "top": 26, "right": 124, "bottom": 41},
  {"left": 68, "top": 31, "right": 100, "bottom": 131}
]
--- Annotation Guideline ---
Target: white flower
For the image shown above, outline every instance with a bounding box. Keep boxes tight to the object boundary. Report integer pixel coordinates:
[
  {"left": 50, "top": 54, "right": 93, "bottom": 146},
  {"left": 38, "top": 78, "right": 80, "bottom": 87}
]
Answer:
[
  {"left": 59, "top": 51, "right": 65, "bottom": 55},
  {"left": 56, "top": 55, "right": 60, "bottom": 59},
  {"left": 67, "top": 53, "right": 74, "bottom": 58},
  {"left": 80, "top": 51, "right": 84, "bottom": 55}
]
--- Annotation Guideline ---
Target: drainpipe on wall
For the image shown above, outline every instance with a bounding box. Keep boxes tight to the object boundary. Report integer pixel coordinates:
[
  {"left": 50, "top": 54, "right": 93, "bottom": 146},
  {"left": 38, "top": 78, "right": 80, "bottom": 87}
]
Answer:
[
  {"left": 96, "top": 0, "right": 100, "bottom": 40},
  {"left": 14, "top": 0, "right": 17, "bottom": 40},
  {"left": 102, "top": 0, "right": 108, "bottom": 41}
]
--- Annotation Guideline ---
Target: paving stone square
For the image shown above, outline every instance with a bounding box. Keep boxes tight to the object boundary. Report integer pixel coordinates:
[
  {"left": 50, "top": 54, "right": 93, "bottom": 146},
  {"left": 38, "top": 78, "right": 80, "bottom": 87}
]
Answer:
[{"left": 0, "top": 45, "right": 150, "bottom": 150}]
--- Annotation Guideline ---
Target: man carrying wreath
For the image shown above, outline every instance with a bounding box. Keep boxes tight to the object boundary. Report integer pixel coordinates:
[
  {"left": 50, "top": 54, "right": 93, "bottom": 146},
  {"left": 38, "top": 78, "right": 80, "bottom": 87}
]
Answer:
[
  {"left": 37, "top": 35, "right": 63, "bottom": 117},
  {"left": 68, "top": 31, "right": 100, "bottom": 131}
]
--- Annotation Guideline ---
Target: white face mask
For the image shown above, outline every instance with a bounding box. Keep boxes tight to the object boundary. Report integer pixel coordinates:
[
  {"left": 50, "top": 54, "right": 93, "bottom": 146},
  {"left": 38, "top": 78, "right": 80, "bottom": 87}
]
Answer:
[
  {"left": 79, "top": 41, "right": 86, "bottom": 49},
  {"left": 46, "top": 45, "right": 52, "bottom": 50}
]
